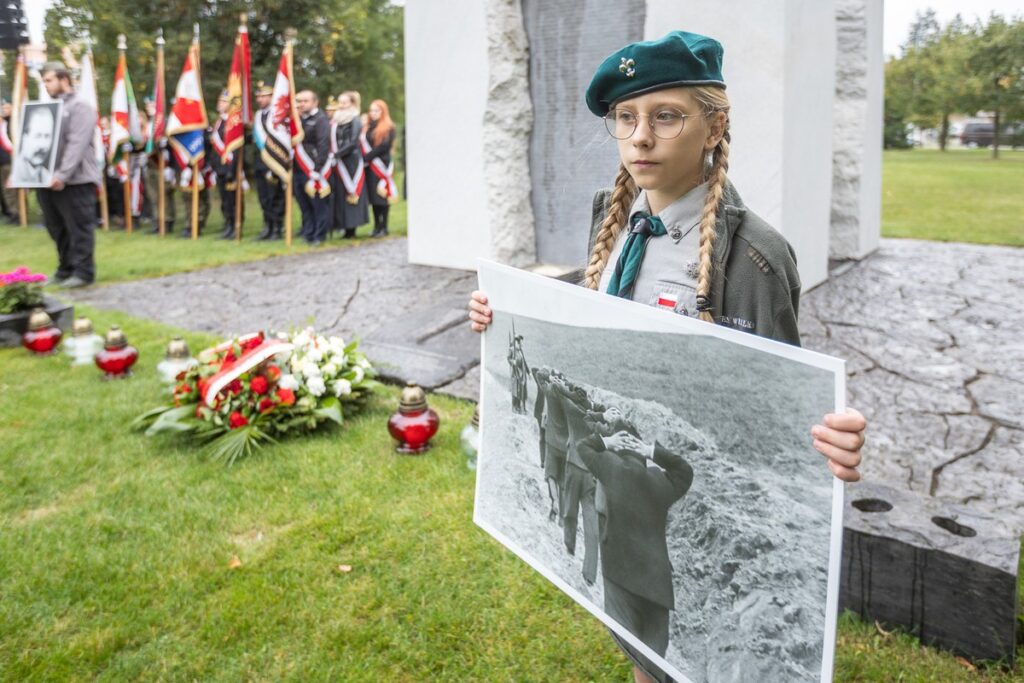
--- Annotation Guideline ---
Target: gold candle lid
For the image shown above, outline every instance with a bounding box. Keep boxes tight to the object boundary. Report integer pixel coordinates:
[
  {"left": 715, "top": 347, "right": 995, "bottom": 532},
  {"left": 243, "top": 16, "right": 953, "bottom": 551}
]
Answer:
[
  {"left": 27, "top": 308, "right": 54, "bottom": 331},
  {"left": 399, "top": 381, "right": 428, "bottom": 413},
  {"left": 165, "top": 336, "right": 190, "bottom": 360},
  {"left": 72, "top": 317, "right": 94, "bottom": 336},
  {"left": 105, "top": 325, "right": 128, "bottom": 349}
]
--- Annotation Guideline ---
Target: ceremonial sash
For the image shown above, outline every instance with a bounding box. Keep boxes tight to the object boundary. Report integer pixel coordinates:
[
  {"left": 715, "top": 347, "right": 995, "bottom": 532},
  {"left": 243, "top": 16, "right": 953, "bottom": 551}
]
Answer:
[
  {"left": 130, "top": 161, "right": 144, "bottom": 217},
  {"left": 330, "top": 121, "right": 365, "bottom": 202},
  {"left": 359, "top": 130, "right": 398, "bottom": 203},
  {"left": 211, "top": 120, "right": 233, "bottom": 165},
  {"left": 0, "top": 119, "right": 11, "bottom": 154},
  {"left": 293, "top": 137, "right": 329, "bottom": 198},
  {"left": 253, "top": 109, "right": 268, "bottom": 152}
]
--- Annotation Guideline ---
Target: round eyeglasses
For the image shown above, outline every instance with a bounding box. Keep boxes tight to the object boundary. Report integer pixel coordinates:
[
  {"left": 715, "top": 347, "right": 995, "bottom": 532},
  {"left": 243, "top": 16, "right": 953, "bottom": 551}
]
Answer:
[{"left": 603, "top": 109, "right": 695, "bottom": 140}]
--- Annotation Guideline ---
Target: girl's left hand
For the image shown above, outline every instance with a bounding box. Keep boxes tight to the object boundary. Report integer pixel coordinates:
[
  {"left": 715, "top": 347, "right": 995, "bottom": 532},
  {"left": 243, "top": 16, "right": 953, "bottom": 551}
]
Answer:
[{"left": 812, "top": 408, "right": 866, "bottom": 482}]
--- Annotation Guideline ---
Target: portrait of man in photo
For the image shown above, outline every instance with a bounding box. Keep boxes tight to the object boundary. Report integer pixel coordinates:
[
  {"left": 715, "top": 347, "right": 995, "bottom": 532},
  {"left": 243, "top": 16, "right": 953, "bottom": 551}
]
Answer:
[{"left": 11, "top": 101, "right": 63, "bottom": 188}]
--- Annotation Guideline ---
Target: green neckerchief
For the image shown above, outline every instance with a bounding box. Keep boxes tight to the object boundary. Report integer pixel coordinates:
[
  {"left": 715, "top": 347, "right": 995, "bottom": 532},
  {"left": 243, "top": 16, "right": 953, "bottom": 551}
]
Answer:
[{"left": 605, "top": 211, "right": 667, "bottom": 299}]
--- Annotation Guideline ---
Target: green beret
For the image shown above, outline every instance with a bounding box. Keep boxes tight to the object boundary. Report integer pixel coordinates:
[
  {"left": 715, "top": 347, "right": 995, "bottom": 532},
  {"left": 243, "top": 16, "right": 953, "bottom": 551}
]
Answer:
[{"left": 585, "top": 31, "right": 726, "bottom": 116}]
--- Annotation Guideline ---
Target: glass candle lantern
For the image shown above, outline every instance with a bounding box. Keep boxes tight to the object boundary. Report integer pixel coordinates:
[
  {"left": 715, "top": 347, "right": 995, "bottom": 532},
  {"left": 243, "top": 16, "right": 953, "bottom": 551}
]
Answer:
[
  {"left": 22, "top": 308, "right": 63, "bottom": 355},
  {"left": 387, "top": 382, "right": 440, "bottom": 455},
  {"left": 156, "top": 336, "right": 197, "bottom": 385},
  {"left": 460, "top": 406, "right": 480, "bottom": 470},
  {"left": 95, "top": 325, "right": 139, "bottom": 379},
  {"left": 63, "top": 317, "right": 104, "bottom": 365}
]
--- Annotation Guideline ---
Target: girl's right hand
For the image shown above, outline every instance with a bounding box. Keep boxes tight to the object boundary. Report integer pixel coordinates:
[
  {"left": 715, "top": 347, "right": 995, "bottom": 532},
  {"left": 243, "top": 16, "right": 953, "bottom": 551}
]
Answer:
[{"left": 468, "top": 290, "right": 492, "bottom": 333}]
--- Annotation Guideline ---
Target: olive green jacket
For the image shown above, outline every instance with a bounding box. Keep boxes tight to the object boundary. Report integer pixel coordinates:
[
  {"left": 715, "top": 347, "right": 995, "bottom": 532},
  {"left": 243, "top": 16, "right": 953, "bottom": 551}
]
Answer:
[{"left": 582, "top": 181, "right": 802, "bottom": 346}]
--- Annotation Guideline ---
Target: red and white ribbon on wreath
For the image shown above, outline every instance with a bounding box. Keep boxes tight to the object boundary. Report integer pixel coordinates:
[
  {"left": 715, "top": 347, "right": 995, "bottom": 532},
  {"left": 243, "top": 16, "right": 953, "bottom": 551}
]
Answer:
[
  {"left": 202, "top": 335, "right": 294, "bottom": 407},
  {"left": 330, "top": 122, "right": 365, "bottom": 200},
  {"left": 359, "top": 130, "right": 398, "bottom": 202}
]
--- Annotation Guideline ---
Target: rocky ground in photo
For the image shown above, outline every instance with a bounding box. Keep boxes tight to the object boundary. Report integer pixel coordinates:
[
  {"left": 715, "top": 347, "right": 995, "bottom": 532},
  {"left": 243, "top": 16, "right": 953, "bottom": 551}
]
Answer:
[{"left": 68, "top": 237, "right": 1024, "bottom": 531}]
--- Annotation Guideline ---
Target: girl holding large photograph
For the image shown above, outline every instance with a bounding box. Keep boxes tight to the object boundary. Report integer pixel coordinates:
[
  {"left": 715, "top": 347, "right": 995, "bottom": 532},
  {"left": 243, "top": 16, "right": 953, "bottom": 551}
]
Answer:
[{"left": 469, "top": 30, "right": 866, "bottom": 683}]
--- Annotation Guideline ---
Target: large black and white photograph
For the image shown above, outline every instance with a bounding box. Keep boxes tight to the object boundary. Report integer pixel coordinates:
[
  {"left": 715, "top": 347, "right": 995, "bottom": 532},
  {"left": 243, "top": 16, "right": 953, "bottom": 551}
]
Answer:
[
  {"left": 11, "top": 100, "right": 63, "bottom": 188},
  {"left": 474, "top": 261, "right": 846, "bottom": 683}
]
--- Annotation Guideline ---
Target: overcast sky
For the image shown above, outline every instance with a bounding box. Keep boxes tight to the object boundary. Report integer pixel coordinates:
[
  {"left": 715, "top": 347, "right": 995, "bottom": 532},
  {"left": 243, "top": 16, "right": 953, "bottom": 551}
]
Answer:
[{"left": 25, "top": 1, "right": 1024, "bottom": 57}]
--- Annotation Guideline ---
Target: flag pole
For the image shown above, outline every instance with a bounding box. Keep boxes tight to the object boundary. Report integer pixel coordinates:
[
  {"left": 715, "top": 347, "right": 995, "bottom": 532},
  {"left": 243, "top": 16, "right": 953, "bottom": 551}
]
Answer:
[
  {"left": 117, "top": 34, "right": 133, "bottom": 235},
  {"left": 284, "top": 29, "right": 296, "bottom": 248},
  {"left": 88, "top": 43, "right": 110, "bottom": 231},
  {"left": 191, "top": 23, "right": 201, "bottom": 241},
  {"left": 15, "top": 47, "right": 27, "bottom": 227},
  {"left": 156, "top": 28, "right": 166, "bottom": 237},
  {"left": 234, "top": 14, "right": 247, "bottom": 242}
]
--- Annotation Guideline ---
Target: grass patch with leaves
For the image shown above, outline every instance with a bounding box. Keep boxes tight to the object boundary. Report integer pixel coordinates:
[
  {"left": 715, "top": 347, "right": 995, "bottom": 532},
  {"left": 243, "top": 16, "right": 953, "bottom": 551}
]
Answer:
[
  {"left": 1, "top": 306, "right": 1022, "bottom": 681},
  {"left": 883, "top": 148, "right": 1024, "bottom": 246},
  {"left": 0, "top": 193, "right": 406, "bottom": 285}
]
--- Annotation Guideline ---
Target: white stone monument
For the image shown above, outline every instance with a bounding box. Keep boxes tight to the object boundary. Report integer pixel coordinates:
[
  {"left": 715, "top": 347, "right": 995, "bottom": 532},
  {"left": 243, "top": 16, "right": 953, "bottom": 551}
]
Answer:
[{"left": 405, "top": 0, "right": 883, "bottom": 290}]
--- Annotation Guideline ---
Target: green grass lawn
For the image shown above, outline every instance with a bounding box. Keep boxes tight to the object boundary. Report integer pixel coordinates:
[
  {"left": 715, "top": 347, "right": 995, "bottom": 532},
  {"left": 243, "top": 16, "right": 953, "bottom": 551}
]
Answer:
[
  {"left": 883, "top": 148, "right": 1024, "bottom": 246},
  {"left": 0, "top": 192, "right": 407, "bottom": 284},
  {"left": 1, "top": 307, "right": 1022, "bottom": 681}
]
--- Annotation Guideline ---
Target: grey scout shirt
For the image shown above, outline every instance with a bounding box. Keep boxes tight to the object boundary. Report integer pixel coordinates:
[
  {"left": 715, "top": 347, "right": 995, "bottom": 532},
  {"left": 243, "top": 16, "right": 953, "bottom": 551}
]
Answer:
[
  {"left": 53, "top": 91, "right": 102, "bottom": 187},
  {"left": 598, "top": 182, "right": 710, "bottom": 317}
]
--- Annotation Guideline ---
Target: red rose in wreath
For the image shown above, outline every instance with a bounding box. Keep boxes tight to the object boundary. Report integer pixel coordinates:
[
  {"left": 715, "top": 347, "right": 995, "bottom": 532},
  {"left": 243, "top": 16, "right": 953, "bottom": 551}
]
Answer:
[
  {"left": 229, "top": 411, "right": 249, "bottom": 429},
  {"left": 250, "top": 375, "right": 269, "bottom": 395},
  {"left": 276, "top": 388, "right": 296, "bottom": 406}
]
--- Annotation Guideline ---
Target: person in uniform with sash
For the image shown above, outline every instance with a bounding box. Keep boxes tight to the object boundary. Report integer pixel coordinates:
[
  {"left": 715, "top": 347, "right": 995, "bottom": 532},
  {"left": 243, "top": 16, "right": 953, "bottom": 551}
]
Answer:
[
  {"left": 293, "top": 89, "right": 331, "bottom": 246},
  {"left": 211, "top": 91, "right": 243, "bottom": 239},
  {"left": 361, "top": 98, "right": 397, "bottom": 237},
  {"left": 467, "top": 30, "right": 868, "bottom": 683},
  {"left": 252, "top": 82, "right": 285, "bottom": 240},
  {"left": 330, "top": 91, "right": 369, "bottom": 239}
]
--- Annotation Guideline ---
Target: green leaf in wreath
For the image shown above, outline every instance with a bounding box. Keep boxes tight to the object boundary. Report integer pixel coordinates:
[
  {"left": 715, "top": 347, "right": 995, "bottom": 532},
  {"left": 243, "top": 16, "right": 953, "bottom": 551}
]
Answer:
[
  {"left": 131, "top": 405, "right": 176, "bottom": 431},
  {"left": 144, "top": 405, "right": 200, "bottom": 436},
  {"left": 314, "top": 397, "right": 343, "bottom": 425}
]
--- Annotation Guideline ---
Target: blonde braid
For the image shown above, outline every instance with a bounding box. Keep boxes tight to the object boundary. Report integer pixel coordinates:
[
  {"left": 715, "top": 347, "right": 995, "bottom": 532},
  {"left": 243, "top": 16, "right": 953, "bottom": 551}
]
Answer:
[
  {"left": 695, "top": 131, "right": 729, "bottom": 323},
  {"left": 584, "top": 164, "right": 637, "bottom": 289}
]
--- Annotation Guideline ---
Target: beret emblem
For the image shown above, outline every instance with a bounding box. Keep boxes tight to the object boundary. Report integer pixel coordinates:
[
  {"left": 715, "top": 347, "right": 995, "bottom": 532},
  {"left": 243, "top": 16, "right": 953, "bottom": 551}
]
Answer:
[{"left": 618, "top": 57, "right": 636, "bottom": 78}]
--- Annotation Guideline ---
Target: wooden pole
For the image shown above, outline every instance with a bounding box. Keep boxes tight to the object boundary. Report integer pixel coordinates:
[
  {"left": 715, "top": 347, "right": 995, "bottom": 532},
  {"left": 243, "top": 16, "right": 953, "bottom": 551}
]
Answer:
[
  {"left": 17, "top": 190, "right": 27, "bottom": 226},
  {"left": 284, "top": 172, "right": 293, "bottom": 247},
  {"left": 234, "top": 153, "right": 243, "bottom": 241},
  {"left": 99, "top": 182, "right": 109, "bottom": 230},
  {"left": 191, "top": 166, "right": 200, "bottom": 240},
  {"left": 156, "top": 28, "right": 166, "bottom": 237},
  {"left": 123, "top": 178, "right": 133, "bottom": 234}
]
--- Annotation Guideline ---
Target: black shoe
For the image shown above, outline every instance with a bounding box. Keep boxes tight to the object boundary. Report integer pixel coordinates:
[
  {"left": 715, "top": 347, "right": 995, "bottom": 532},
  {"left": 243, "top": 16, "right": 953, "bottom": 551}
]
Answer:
[
  {"left": 58, "top": 276, "right": 93, "bottom": 289},
  {"left": 271, "top": 225, "right": 284, "bottom": 240},
  {"left": 256, "top": 224, "right": 273, "bottom": 241},
  {"left": 217, "top": 225, "right": 235, "bottom": 240},
  {"left": 307, "top": 239, "right": 323, "bottom": 247},
  {"left": 343, "top": 229, "right": 356, "bottom": 239},
  {"left": 370, "top": 228, "right": 388, "bottom": 238}
]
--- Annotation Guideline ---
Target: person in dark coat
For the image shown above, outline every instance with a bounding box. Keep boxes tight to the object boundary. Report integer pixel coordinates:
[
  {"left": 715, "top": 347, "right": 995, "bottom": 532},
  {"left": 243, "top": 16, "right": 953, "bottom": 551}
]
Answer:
[
  {"left": 330, "top": 91, "right": 369, "bottom": 238},
  {"left": 537, "top": 372, "right": 570, "bottom": 523},
  {"left": 252, "top": 82, "right": 285, "bottom": 240},
  {"left": 362, "top": 98, "right": 397, "bottom": 237},
  {"left": 293, "top": 90, "right": 331, "bottom": 245},
  {"left": 210, "top": 92, "right": 244, "bottom": 239},
  {"left": 577, "top": 428, "right": 695, "bottom": 669}
]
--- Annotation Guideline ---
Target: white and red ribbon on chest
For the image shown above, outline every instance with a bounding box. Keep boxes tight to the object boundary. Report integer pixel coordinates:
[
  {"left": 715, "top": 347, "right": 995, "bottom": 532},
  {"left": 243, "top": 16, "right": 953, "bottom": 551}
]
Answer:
[
  {"left": 0, "top": 119, "right": 12, "bottom": 154},
  {"left": 331, "top": 122, "right": 365, "bottom": 198},
  {"left": 293, "top": 136, "right": 329, "bottom": 198},
  {"left": 211, "top": 119, "right": 232, "bottom": 165},
  {"left": 360, "top": 130, "right": 397, "bottom": 201}
]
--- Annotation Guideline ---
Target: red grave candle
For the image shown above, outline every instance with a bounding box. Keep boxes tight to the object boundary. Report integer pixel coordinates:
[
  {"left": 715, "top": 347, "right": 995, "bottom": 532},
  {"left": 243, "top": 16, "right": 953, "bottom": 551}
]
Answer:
[
  {"left": 22, "top": 308, "right": 63, "bottom": 355},
  {"left": 95, "top": 325, "right": 139, "bottom": 379},
  {"left": 387, "top": 382, "right": 440, "bottom": 455}
]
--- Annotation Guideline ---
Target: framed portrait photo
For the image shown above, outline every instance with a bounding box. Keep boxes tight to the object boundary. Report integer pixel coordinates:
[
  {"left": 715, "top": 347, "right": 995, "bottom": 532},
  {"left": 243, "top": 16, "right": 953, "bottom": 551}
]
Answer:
[
  {"left": 474, "top": 260, "right": 846, "bottom": 683},
  {"left": 11, "top": 100, "right": 63, "bottom": 189}
]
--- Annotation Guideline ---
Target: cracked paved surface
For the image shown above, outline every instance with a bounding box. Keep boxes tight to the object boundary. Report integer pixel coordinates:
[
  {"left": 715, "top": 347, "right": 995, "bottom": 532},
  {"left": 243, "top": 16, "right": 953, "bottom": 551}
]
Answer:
[{"left": 68, "top": 237, "right": 1023, "bottom": 529}]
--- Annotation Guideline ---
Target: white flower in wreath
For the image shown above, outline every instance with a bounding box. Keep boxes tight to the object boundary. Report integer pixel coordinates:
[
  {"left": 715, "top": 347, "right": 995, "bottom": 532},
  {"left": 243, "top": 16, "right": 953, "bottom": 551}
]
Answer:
[
  {"left": 328, "top": 336, "right": 346, "bottom": 355},
  {"left": 358, "top": 357, "right": 371, "bottom": 370},
  {"left": 306, "top": 346, "right": 324, "bottom": 363},
  {"left": 322, "top": 362, "right": 339, "bottom": 378},
  {"left": 307, "top": 375, "right": 327, "bottom": 397},
  {"left": 333, "top": 378, "right": 352, "bottom": 397},
  {"left": 292, "top": 331, "right": 311, "bottom": 349},
  {"left": 329, "top": 354, "right": 347, "bottom": 369},
  {"left": 352, "top": 366, "right": 365, "bottom": 383},
  {"left": 301, "top": 360, "right": 322, "bottom": 378}
]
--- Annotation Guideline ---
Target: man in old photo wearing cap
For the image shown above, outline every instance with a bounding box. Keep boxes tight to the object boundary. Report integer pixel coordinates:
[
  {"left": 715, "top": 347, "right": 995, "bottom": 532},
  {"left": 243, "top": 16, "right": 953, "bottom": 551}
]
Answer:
[{"left": 37, "top": 61, "right": 102, "bottom": 288}]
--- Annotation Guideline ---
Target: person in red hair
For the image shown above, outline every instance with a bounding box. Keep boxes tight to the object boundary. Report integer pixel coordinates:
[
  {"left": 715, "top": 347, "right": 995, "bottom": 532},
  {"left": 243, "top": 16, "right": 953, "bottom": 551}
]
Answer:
[{"left": 361, "top": 99, "right": 398, "bottom": 237}]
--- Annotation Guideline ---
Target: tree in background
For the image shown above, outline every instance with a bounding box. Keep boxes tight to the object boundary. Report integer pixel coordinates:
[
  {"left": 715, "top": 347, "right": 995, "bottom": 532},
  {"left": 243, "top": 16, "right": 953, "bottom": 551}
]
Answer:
[
  {"left": 884, "top": 11, "right": 1022, "bottom": 154},
  {"left": 42, "top": 0, "right": 404, "bottom": 121},
  {"left": 965, "top": 14, "right": 1024, "bottom": 158}
]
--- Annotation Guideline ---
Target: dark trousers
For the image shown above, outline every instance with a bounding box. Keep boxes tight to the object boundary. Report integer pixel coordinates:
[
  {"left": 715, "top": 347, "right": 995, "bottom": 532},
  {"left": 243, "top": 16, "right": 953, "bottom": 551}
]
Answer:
[
  {"left": 255, "top": 170, "right": 285, "bottom": 228},
  {"left": 562, "top": 462, "right": 599, "bottom": 584},
  {"left": 218, "top": 182, "right": 244, "bottom": 232},
  {"left": 293, "top": 172, "right": 330, "bottom": 242},
  {"left": 371, "top": 204, "right": 389, "bottom": 233},
  {"left": 605, "top": 578, "right": 673, "bottom": 682},
  {"left": 37, "top": 184, "right": 98, "bottom": 282}
]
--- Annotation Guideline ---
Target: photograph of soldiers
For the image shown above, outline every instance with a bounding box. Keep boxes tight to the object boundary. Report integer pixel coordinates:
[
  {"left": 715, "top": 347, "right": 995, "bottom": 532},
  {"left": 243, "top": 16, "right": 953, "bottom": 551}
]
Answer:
[
  {"left": 11, "top": 101, "right": 61, "bottom": 188},
  {"left": 474, "top": 263, "right": 843, "bottom": 683},
  {"left": 252, "top": 82, "right": 284, "bottom": 240},
  {"left": 293, "top": 89, "right": 331, "bottom": 246},
  {"left": 507, "top": 331, "right": 529, "bottom": 413}
]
